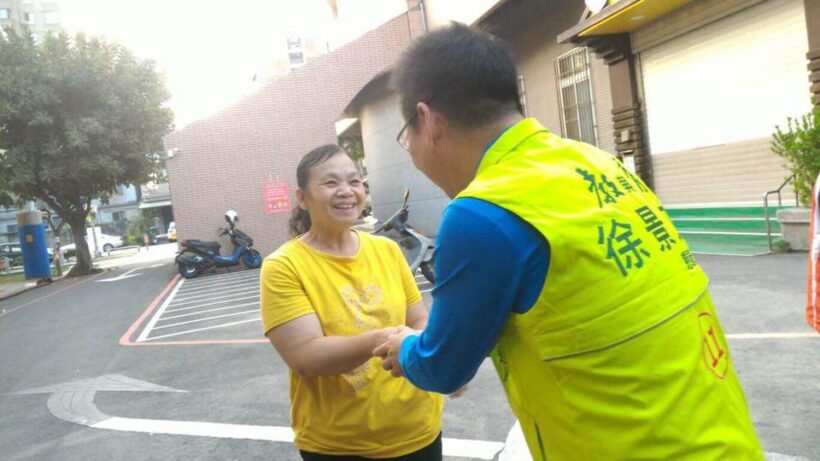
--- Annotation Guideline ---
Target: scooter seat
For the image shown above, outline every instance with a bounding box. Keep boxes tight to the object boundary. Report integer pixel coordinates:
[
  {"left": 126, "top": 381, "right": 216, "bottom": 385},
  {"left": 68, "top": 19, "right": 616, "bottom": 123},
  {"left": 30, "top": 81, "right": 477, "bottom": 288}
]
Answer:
[{"left": 186, "top": 239, "right": 221, "bottom": 251}]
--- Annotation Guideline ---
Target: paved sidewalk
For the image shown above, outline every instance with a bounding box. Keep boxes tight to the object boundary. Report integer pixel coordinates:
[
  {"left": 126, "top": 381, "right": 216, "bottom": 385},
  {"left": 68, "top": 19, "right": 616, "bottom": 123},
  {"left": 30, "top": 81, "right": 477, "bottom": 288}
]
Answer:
[
  {"left": 0, "top": 278, "right": 39, "bottom": 300},
  {"left": 0, "top": 243, "right": 178, "bottom": 301},
  {"left": 94, "top": 243, "right": 178, "bottom": 269}
]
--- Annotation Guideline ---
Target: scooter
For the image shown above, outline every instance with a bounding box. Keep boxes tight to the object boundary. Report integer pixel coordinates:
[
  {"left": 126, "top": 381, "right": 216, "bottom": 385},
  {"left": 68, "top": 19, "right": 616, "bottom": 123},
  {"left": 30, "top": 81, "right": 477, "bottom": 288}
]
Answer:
[
  {"left": 175, "top": 210, "right": 263, "bottom": 279},
  {"left": 371, "top": 190, "right": 436, "bottom": 284}
]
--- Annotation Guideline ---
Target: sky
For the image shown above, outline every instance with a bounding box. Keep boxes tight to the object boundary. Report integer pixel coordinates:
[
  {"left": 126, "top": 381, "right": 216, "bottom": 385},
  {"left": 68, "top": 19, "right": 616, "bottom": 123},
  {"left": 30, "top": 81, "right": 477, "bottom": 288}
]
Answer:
[{"left": 58, "top": 0, "right": 407, "bottom": 130}]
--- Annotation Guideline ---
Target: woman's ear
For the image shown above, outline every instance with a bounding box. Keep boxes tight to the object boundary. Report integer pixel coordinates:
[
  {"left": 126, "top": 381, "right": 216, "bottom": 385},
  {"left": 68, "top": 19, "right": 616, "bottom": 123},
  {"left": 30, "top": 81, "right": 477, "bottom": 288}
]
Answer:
[{"left": 295, "top": 188, "right": 307, "bottom": 210}]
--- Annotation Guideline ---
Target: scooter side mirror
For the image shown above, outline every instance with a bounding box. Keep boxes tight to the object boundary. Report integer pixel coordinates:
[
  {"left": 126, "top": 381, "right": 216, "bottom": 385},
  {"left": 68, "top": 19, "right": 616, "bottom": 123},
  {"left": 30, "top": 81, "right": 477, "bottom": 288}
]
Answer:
[{"left": 402, "top": 189, "right": 410, "bottom": 207}]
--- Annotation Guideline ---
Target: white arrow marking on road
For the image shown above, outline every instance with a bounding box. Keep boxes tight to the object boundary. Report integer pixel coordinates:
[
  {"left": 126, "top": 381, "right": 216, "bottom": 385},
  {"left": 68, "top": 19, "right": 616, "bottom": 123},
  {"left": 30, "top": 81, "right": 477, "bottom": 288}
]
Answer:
[
  {"left": 11, "top": 374, "right": 503, "bottom": 459},
  {"left": 96, "top": 268, "right": 144, "bottom": 283}
]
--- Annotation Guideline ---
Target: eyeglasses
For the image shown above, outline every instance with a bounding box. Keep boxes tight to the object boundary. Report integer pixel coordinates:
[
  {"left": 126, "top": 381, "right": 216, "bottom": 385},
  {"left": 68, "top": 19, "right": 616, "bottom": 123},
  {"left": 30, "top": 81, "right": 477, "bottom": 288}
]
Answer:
[
  {"left": 396, "top": 112, "right": 418, "bottom": 151},
  {"left": 396, "top": 98, "right": 433, "bottom": 151}
]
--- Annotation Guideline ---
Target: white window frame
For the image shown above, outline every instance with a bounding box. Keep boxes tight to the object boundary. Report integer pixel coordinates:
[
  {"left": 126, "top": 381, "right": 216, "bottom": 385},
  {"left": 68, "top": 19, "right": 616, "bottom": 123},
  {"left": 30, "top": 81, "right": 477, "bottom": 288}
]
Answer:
[{"left": 555, "top": 47, "right": 599, "bottom": 146}]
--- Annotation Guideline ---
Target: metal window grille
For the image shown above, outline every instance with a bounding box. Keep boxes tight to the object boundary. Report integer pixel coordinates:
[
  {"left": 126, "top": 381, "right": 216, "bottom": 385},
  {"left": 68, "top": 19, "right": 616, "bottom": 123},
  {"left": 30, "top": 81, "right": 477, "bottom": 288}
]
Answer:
[{"left": 555, "top": 48, "right": 598, "bottom": 146}]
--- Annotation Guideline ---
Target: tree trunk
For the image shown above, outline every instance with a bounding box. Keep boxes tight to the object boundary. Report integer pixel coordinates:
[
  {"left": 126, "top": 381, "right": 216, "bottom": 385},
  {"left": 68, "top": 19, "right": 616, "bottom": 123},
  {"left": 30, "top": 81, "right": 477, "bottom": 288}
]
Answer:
[{"left": 67, "top": 215, "right": 93, "bottom": 275}]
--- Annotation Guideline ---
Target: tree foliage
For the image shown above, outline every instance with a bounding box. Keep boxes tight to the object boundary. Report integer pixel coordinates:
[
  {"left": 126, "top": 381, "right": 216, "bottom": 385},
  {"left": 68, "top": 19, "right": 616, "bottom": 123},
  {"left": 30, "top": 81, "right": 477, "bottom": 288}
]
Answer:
[
  {"left": 0, "top": 28, "right": 173, "bottom": 273},
  {"left": 772, "top": 103, "right": 820, "bottom": 206}
]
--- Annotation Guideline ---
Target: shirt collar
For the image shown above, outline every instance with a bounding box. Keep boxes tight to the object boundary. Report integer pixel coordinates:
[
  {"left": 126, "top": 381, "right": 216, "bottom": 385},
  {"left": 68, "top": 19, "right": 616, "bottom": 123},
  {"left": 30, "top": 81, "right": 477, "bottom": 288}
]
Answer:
[{"left": 475, "top": 118, "right": 550, "bottom": 177}]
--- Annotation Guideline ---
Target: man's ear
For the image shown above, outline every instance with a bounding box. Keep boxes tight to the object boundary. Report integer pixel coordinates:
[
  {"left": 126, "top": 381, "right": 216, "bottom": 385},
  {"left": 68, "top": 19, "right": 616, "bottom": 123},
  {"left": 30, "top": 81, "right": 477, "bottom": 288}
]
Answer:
[{"left": 417, "top": 102, "right": 446, "bottom": 146}]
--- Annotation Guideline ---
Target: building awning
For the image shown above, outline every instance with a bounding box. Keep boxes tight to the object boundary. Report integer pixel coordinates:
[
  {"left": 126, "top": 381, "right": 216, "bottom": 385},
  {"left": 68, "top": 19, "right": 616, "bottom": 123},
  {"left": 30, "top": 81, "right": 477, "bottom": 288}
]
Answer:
[
  {"left": 558, "top": 0, "right": 694, "bottom": 43},
  {"left": 342, "top": 69, "right": 392, "bottom": 118},
  {"left": 139, "top": 200, "right": 172, "bottom": 210}
]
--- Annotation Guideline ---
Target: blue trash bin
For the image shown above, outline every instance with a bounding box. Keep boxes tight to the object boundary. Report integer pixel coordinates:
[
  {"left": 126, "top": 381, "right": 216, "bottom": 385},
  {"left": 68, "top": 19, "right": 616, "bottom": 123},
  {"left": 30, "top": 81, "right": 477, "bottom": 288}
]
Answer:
[{"left": 18, "top": 211, "right": 51, "bottom": 279}]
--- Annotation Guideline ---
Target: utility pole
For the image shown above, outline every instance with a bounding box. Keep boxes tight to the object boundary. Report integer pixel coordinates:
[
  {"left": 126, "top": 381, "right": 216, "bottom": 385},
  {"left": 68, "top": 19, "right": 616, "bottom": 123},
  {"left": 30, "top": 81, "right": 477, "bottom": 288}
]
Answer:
[
  {"left": 89, "top": 205, "right": 100, "bottom": 258},
  {"left": 41, "top": 208, "right": 65, "bottom": 277}
]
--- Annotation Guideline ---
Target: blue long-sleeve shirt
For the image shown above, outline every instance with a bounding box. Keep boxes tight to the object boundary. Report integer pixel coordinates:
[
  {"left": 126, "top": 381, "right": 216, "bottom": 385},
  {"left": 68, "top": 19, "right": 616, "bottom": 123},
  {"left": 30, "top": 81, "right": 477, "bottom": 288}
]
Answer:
[{"left": 399, "top": 197, "right": 550, "bottom": 393}]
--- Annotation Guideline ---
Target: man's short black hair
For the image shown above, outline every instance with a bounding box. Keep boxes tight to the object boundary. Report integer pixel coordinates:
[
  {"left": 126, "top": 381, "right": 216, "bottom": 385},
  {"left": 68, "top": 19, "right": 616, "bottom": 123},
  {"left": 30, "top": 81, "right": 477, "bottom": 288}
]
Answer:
[{"left": 393, "top": 22, "right": 522, "bottom": 130}]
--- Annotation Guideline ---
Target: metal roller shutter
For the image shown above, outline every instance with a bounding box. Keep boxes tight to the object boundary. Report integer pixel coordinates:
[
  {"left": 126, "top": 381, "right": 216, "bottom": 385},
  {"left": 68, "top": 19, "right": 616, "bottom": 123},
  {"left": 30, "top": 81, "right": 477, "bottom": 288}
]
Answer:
[{"left": 640, "top": 0, "right": 811, "bottom": 156}]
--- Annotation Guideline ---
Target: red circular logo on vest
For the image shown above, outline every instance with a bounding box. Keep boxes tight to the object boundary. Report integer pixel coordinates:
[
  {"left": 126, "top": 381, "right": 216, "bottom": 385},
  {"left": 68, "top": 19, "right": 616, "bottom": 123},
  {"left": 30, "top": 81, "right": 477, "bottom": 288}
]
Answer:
[{"left": 698, "top": 312, "right": 728, "bottom": 380}]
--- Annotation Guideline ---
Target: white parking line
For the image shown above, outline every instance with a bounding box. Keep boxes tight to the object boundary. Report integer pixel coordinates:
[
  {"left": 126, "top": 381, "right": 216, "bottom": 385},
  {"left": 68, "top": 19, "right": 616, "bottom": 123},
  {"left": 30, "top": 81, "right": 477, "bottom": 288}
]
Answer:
[
  {"left": 175, "top": 278, "right": 258, "bottom": 295},
  {"left": 172, "top": 284, "right": 259, "bottom": 303},
  {"left": 135, "top": 270, "right": 264, "bottom": 342},
  {"left": 136, "top": 267, "right": 433, "bottom": 342},
  {"left": 160, "top": 302, "right": 262, "bottom": 321},
  {"left": 727, "top": 332, "right": 818, "bottom": 339},
  {"left": 153, "top": 309, "right": 260, "bottom": 330},
  {"left": 137, "top": 279, "right": 186, "bottom": 342},
  {"left": 178, "top": 273, "right": 260, "bottom": 289},
  {"left": 165, "top": 295, "right": 260, "bottom": 313},
  {"left": 180, "top": 269, "right": 260, "bottom": 287},
  {"left": 143, "top": 318, "right": 262, "bottom": 342}
]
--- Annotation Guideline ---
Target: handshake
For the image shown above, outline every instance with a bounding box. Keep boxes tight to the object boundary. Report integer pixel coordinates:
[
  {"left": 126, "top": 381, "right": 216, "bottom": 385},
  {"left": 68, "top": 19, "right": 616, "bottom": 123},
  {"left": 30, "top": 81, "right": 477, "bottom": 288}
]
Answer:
[
  {"left": 371, "top": 326, "right": 468, "bottom": 398},
  {"left": 372, "top": 325, "right": 418, "bottom": 378}
]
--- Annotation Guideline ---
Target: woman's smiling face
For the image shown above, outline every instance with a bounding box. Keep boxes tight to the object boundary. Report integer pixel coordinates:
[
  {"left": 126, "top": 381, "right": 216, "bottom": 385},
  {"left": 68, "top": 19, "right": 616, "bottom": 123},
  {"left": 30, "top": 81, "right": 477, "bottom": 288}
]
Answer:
[{"left": 298, "top": 152, "right": 365, "bottom": 231}]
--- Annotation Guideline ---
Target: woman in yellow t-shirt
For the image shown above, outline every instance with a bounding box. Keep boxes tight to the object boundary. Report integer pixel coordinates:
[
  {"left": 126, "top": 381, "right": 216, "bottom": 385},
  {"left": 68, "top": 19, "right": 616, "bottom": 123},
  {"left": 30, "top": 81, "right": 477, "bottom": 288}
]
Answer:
[{"left": 260, "top": 144, "right": 444, "bottom": 460}]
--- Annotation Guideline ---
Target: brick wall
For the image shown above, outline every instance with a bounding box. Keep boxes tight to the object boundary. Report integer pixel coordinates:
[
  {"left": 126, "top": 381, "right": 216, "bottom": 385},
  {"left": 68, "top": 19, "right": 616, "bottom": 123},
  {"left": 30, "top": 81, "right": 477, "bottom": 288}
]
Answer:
[{"left": 164, "top": 10, "right": 424, "bottom": 258}]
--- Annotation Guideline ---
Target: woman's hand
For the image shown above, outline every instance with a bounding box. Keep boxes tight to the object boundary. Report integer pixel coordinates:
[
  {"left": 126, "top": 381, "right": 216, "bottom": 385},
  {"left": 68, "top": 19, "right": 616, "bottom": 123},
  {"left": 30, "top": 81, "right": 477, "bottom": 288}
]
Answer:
[
  {"left": 267, "top": 316, "right": 408, "bottom": 377},
  {"left": 373, "top": 326, "right": 419, "bottom": 377},
  {"left": 369, "top": 326, "right": 405, "bottom": 350}
]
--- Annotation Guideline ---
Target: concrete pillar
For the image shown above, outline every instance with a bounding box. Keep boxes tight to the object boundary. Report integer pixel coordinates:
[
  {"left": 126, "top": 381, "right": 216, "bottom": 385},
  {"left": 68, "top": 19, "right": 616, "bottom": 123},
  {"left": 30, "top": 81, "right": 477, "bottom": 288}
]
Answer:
[
  {"left": 586, "top": 34, "right": 653, "bottom": 188},
  {"left": 805, "top": 0, "right": 820, "bottom": 104}
]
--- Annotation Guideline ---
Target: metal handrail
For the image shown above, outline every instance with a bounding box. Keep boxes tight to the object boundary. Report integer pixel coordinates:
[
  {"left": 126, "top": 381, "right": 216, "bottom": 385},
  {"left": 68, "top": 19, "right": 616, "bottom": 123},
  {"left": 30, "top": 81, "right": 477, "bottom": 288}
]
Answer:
[{"left": 763, "top": 174, "right": 798, "bottom": 251}]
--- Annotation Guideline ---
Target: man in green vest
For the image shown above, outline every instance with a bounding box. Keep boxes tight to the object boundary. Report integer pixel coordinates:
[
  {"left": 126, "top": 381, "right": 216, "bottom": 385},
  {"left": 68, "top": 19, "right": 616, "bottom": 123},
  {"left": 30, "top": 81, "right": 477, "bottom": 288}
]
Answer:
[{"left": 374, "top": 23, "right": 763, "bottom": 460}]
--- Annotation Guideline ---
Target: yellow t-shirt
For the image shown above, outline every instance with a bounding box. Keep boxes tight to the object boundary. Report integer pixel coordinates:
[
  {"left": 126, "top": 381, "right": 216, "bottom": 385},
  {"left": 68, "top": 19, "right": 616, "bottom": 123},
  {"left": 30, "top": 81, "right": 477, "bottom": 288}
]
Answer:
[{"left": 260, "top": 231, "right": 443, "bottom": 457}]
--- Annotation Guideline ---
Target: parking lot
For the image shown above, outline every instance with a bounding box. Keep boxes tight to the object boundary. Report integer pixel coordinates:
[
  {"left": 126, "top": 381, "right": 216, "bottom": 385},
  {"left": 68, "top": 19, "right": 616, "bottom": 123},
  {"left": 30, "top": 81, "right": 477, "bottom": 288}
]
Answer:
[
  {"left": 124, "top": 268, "right": 435, "bottom": 346},
  {"left": 2, "top": 253, "right": 819, "bottom": 460}
]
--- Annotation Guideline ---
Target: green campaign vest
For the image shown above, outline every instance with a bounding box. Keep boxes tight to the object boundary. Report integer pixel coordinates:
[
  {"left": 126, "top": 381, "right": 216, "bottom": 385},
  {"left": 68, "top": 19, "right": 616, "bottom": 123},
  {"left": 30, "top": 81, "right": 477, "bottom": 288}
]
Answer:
[{"left": 458, "top": 119, "right": 762, "bottom": 460}]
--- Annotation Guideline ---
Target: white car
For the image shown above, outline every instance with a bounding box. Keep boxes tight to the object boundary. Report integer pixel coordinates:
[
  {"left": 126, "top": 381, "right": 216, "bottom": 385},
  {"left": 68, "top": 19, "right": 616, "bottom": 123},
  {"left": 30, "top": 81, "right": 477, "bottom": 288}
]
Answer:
[{"left": 62, "top": 233, "right": 124, "bottom": 254}]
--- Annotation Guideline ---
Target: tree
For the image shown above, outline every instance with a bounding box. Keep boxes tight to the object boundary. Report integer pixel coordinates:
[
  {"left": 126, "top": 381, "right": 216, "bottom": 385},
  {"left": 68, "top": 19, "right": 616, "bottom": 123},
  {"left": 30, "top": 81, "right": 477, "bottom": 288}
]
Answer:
[
  {"left": 0, "top": 29, "right": 173, "bottom": 274},
  {"left": 126, "top": 211, "right": 155, "bottom": 246},
  {"left": 772, "top": 103, "right": 820, "bottom": 206}
]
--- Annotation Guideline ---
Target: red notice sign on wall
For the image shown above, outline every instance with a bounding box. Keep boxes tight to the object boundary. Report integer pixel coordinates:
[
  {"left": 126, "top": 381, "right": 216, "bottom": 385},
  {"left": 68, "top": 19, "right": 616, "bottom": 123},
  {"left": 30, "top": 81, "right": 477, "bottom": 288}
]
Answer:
[{"left": 263, "top": 179, "right": 291, "bottom": 214}]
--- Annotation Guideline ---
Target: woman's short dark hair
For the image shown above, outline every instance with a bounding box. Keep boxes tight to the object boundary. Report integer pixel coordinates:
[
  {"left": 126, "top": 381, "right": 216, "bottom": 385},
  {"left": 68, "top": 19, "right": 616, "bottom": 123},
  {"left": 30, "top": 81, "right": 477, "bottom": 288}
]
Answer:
[
  {"left": 392, "top": 22, "right": 522, "bottom": 130},
  {"left": 288, "top": 144, "right": 354, "bottom": 236}
]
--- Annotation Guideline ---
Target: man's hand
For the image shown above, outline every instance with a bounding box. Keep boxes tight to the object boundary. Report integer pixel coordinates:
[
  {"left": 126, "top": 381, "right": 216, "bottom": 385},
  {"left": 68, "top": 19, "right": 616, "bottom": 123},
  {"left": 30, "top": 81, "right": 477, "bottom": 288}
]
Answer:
[
  {"left": 373, "top": 326, "right": 418, "bottom": 377},
  {"left": 449, "top": 384, "right": 469, "bottom": 398}
]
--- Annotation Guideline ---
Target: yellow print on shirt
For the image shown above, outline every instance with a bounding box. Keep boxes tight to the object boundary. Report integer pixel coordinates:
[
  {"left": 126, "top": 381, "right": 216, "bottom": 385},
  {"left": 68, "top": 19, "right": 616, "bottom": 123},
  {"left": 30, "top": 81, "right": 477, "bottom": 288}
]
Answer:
[
  {"left": 340, "top": 283, "right": 390, "bottom": 329},
  {"left": 339, "top": 283, "right": 386, "bottom": 392}
]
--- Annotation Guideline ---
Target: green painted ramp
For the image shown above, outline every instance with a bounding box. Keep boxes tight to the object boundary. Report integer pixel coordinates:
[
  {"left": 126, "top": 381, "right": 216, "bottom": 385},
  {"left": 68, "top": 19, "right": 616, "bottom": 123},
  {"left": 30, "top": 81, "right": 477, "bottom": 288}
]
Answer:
[{"left": 666, "top": 206, "right": 791, "bottom": 256}]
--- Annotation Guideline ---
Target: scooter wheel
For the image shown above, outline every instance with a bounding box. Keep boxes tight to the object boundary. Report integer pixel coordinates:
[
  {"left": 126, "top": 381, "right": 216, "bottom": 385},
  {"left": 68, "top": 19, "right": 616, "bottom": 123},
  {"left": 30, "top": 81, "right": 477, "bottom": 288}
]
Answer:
[
  {"left": 243, "top": 249, "right": 262, "bottom": 269},
  {"left": 420, "top": 260, "right": 435, "bottom": 285},
  {"left": 178, "top": 262, "right": 200, "bottom": 279}
]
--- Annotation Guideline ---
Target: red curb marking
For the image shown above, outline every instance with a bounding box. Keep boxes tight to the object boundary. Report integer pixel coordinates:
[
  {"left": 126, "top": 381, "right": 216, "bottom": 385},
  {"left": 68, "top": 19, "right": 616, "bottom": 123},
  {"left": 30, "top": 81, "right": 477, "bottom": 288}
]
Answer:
[{"left": 120, "top": 274, "right": 179, "bottom": 346}]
